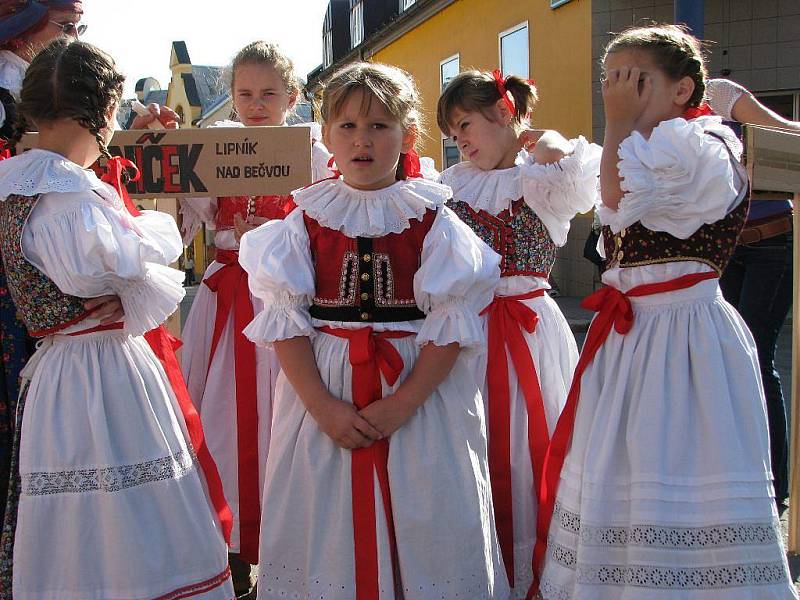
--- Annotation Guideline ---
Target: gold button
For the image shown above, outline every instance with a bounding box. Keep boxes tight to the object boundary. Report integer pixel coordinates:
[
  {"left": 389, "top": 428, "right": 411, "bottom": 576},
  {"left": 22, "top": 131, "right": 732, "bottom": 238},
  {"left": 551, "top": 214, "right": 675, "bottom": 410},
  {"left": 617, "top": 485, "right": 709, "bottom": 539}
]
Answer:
[
  {"left": 620, "top": 228, "right": 627, "bottom": 238},
  {"left": 361, "top": 292, "right": 370, "bottom": 301},
  {"left": 360, "top": 312, "right": 371, "bottom": 320},
  {"left": 362, "top": 254, "right": 371, "bottom": 262},
  {"left": 616, "top": 251, "right": 624, "bottom": 261},
  {"left": 361, "top": 272, "right": 370, "bottom": 282}
]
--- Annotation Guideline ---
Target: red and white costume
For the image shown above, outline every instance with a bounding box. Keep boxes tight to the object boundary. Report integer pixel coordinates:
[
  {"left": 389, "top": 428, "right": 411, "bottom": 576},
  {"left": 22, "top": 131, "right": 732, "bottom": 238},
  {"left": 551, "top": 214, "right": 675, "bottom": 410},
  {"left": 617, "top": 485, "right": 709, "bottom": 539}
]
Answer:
[
  {"left": 535, "top": 117, "right": 797, "bottom": 599},
  {"left": 239, "top": 176, "right": 509, "bottom": 599},
  {"left": 179, "top": 122, "right": 331, "bottom": 562},
  {"left": 440, "top": 138, "right": 601, "bottom": 597},
  {"left": 0, "top": 149, "right": 233, "bottom": 599}
]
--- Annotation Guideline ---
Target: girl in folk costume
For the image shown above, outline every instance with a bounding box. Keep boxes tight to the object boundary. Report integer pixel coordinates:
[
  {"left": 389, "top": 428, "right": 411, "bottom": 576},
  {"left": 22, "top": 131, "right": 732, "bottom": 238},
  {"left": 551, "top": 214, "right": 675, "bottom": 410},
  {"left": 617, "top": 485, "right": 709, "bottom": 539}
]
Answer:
[
  {"left": 533, "top": 25, "right": 797, "bottom": 599},
  {"left": 0, "top": 40, "right": 233, "bottom": 599},
  {"left": 436, "top": 71, "right": 601, "bottom": 597},
  {"left": 239, "top": 62, "right": 509, "bottom": 600},
  {"left": 179, "top": 40, "right": 331, "bottom": 594}
]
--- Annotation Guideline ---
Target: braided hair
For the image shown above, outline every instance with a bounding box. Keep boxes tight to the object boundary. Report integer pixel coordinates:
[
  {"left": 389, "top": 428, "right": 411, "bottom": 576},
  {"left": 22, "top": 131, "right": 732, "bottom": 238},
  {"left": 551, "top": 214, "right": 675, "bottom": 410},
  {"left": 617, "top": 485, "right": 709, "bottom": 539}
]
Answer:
[
  {"left": 603, "top": 24, "right": 707, "bottom": 108},
  {"left": 15, "top": 38, "right": 124, "bottom": 157}
]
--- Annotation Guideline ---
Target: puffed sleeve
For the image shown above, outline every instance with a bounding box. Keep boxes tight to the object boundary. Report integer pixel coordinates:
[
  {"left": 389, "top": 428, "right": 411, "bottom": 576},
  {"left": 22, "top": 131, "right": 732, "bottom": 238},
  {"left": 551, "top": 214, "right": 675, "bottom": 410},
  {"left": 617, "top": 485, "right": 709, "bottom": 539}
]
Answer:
[
  {"left": 23, "top": 194, "right": 186, "bottom": 336},
  {"left": 239, "top": 208, "right": 315, "bottom": 346},
  {"left": 179, "top": 197, "right": 217, "bottom": 246},
  {"left": 414, "top": 206, "right": 500, "bottom": 350},
  {"left": 596, "top": 117, "right": 745, "bottom": 238},
  {"left": 311, "top": 141, "right": 333, "bottom": 183},
  {"left": 706, "top": 79, "right": 747, "bottom": 121},
  {"left": 520, "top": 137, "right": 602, "bottom": 246}
]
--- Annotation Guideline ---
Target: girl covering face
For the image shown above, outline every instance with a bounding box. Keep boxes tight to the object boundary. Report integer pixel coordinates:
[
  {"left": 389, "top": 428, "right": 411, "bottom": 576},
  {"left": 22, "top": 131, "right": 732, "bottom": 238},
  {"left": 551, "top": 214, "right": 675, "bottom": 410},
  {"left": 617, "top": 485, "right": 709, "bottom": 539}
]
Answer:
[
  {"left": 532, "top": 24, "right": 797, "bottom": 599},
  {"left": 238, "top": 61, "right": 509, "bottom": 599}
]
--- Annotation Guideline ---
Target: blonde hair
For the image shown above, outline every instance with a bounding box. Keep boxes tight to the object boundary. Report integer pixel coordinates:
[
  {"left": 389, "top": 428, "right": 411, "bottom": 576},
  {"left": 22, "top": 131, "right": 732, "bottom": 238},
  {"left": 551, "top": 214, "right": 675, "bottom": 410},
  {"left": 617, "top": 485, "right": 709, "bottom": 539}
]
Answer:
[
  {"left": 229, "top": 41, "right": 301, "bottom": 98},
  {"left": 320, "top": 62, "right": 424, "bottom": 145},
  {"left": 437, "top": 70, "right": 537, "bottom": 135}
]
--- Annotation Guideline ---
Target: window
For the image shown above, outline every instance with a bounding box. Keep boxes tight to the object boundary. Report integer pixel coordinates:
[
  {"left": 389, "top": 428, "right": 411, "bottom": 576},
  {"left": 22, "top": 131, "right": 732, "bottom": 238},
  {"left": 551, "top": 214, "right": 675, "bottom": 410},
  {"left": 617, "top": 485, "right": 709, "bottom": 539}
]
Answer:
[
  {"left": 440, "top": 54, "right": 459, "bottom": 91},
  {"left": 442, "top": 138, "right": 460, "bottom": 169},
  {"left": 755, "top": 91, "right": 800, "bottom": 121},
  {"left": 400, "top": 0, "right": 416, "bottom": 11},
  {"left": 323, "top": 5, "right": 333, "bottom": 68},
  {"left": 499, "top": 22, "right": 529, "bottom": 79},
  {"left": 350, "top": 0, "right": 364, "bottom": 48}
]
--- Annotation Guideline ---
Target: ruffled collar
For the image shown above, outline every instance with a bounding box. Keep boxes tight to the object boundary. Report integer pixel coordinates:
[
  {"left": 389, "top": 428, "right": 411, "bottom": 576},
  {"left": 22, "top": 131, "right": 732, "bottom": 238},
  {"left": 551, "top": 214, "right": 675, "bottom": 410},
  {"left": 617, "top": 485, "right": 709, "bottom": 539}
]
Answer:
[
  {"left": 439, "top": 152, "right": 525, "bottom": 215},
  {"left": 293, "top": 176, "right": 449, "bottom": 237},
  {"left": 0, "top": 149, "right": 112, "bottom": 200},
  {"left": 0, "top": 50, "right": 28, "bottom": 98}
]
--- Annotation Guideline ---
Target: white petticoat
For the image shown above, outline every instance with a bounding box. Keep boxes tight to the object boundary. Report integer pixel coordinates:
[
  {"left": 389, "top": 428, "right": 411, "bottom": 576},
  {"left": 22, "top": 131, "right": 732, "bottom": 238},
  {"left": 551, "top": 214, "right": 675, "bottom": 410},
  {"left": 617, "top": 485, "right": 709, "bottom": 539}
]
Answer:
[
  {"left": 537, "top": 278, "right": 796, "bottom": 599},
  {"left": 257, "top": 331, "right": 510, "bottom": 600},
  {"left": 181, "top": 259, "right": 280, "bottom": 556},
  {"left": 14, "top": 329, "right": 232, "bottom": 600}
]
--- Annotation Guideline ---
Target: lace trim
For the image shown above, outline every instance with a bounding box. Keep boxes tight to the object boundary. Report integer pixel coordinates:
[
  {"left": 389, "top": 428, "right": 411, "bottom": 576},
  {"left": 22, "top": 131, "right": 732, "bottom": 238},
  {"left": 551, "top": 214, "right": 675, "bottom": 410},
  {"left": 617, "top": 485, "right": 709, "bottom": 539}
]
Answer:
[
  {"left": 0, "top": 149, "right": 111, "bottom": 200},
  {"left": 21, "top": 448, "right": 195, "bottom": 496},
  {"left": 439, "top": 159, "right": 522, "bottom": 216},
  {"left": 552, "top": 501, "right": 779, "bottom": 549}
]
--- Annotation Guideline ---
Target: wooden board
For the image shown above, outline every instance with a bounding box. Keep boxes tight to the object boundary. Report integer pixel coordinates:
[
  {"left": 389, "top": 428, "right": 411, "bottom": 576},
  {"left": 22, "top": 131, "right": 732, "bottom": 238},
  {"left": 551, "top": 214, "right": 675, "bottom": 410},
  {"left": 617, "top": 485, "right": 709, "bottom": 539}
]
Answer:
[{"left": 744, "top": 125, "right": 800, "bottom": 194}]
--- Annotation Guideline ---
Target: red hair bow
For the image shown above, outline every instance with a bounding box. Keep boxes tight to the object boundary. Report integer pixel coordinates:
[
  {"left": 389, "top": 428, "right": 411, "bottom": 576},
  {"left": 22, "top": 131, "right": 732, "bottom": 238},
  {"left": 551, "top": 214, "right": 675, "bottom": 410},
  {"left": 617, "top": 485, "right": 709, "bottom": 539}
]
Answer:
[
  {"left": 492, "top": 69, "right": 517, "bottom": 117},
  {"left": 402, "top": 149, "right": 422, "bottom": 179}
]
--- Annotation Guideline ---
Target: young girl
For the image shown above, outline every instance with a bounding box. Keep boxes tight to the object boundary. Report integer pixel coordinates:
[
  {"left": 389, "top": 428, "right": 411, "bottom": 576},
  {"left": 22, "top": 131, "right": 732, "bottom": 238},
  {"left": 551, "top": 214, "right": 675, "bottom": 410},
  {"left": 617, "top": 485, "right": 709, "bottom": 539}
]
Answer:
[
  {"left": 0, "top": 39, "right": 233, "bottom": 599},
  {"left": 239, "top": 62, "right": 509, "bottom": 599},
  {"left": 179, "top": 40, "right": 331, "bottom": 593},
  {"left": 436, "top": 70, "right": 601, "bottom": 597},
  {"left": 534, "top": 25, "right": 797, "bottom": 599}
]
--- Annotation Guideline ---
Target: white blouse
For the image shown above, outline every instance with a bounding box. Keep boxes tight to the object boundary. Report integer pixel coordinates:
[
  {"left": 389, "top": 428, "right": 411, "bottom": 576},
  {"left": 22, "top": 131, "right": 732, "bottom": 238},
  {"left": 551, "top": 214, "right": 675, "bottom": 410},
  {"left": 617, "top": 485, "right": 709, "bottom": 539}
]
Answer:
[
  {"left": 596, "top": 116, "right": 749, "bottom": 291},
  {"left": 0, "top": 149, "right": 185, "bottom": 336},
  {"left": 239, "top": 177, "right": 500, "bottom": 350}
]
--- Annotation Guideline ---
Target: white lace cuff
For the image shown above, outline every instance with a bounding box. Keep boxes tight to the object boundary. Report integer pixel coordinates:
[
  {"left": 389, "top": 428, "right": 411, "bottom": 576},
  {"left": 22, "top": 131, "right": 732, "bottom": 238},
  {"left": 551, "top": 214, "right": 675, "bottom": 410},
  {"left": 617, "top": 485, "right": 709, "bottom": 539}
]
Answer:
[
  {"left": 243, "top": 293, "right": 313, "bottom": 347},
  {"left": 117, "top": 263, "right": 186, "bottom": 336},
  {"left": 416, "top": 297, "right": 484, "bottom": 352}
]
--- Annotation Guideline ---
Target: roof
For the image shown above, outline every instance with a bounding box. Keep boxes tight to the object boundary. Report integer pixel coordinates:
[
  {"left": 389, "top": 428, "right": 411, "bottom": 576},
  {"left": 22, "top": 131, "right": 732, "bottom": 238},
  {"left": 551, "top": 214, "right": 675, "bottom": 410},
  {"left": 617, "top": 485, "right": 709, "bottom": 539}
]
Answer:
[{"left": 173, "top": 41, "right": 191, "bottom": 65}]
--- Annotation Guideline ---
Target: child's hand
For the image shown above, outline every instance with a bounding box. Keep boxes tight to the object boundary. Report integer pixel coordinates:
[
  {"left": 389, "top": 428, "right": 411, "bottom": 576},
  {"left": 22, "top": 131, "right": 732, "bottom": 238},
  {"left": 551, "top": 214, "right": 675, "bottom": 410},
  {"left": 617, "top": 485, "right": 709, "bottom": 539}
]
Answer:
[
  {"left": 130, "top": 103, "right": 181, "bottom": 130},
  {"left": 358, "top": 394, "right": 418, "bottom": 439},
  {"left": 523, "top": 129, "right": 573, "bottom": 165},
  {"left": 84, "top": 295, "right": 124, "bottom": 324},
  {"left": 234, "top": 213, "right": 269, "bottom": 242},
  {"left": 311, "top": 395, "right": 383, "bottom": 449},
  {"left": 602, "top": 66, "right": 651, "bottom": 130}
]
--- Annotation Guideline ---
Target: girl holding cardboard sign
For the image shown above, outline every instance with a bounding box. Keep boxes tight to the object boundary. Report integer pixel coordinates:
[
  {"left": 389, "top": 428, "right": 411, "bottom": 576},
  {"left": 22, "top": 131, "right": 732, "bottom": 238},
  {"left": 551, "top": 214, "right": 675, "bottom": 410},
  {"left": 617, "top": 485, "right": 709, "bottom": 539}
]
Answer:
[{"left": 179, "top": 40, "right": 331, "bottom": 598}]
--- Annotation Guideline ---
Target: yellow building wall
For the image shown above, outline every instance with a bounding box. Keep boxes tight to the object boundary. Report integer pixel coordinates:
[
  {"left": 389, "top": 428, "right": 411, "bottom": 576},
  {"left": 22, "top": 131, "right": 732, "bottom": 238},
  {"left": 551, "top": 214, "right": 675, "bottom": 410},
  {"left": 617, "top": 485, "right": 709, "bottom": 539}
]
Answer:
[{"left": 372, "top": 0, "right": 591, "bottom": 170}]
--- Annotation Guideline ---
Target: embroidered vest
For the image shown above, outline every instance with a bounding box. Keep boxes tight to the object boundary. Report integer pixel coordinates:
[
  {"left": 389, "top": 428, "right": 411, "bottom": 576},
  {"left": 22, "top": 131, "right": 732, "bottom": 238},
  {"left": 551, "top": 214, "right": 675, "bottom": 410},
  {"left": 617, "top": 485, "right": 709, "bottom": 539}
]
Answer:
[
  {"left": 0, "top": 194, "right": 91, "bottom": 336},
  {"left": 601, "top": 199, "right": 748, "bottom": 274},
  {"left": 214, "top": 195, "right": 292, "bottom": 230},
  {"left": 449, "top": 198, "right": 555, "bottom": 277},
  {"left": 304, "top": 208, "right": 438, "bottom": 323},
  {"left": 601, "top": 131, "right": 749, "bottom": 275}
]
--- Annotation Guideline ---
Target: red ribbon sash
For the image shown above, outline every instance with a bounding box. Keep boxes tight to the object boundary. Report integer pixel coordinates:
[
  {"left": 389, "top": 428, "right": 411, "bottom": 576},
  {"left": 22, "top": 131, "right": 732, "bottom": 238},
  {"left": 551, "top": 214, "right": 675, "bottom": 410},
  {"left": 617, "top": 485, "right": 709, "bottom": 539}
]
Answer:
[
  {"left": 203, "top": 248, "right": 261, "bottom": 564},
  {"left": 480, "top": 289, "right": 549, "bottom": 586},
  {"left": 101, "top": 156, "right": 234, "bottom": 546},
  {"left": 317, "top": 326, "right": 412, "bottom": 600},
  {"left": 527, "top": 271, "right": 718, "bottom": 598}
]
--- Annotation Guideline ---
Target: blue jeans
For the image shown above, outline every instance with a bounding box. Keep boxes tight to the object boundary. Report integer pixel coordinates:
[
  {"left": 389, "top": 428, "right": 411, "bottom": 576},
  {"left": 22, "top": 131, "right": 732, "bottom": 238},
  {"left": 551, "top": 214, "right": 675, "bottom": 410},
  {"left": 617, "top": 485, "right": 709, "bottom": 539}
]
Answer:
[{"left": 720, "top": 232, "right": 793, "bottom": 505}]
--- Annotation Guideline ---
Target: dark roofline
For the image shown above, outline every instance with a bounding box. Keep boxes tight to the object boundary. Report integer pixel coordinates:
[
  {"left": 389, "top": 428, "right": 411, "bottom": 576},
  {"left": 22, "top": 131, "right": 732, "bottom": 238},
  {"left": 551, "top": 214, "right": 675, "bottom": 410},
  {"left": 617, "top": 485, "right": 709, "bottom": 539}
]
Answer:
[
  {"left": 181, "top": 72, "right": 202, "bottom": 107},
  {"left": 173, "top": 41, "right": 191, "bottom": 65},
  {"left": 307, "top": 0, "right": 454, "bottom": 91},
  {"left": 135, "top": 78, "right": 146, "bottom": 92}
]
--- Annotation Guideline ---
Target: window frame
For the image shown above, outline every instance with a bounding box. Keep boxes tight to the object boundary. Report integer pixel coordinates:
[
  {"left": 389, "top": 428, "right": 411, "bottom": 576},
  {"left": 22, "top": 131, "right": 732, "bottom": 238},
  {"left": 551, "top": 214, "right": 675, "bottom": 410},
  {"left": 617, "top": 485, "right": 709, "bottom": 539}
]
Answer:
[
  {"left": 498, "top": 21, "right": 530, "bottom": 79},
  {"left": 350, "top": 0, "right": 364, "bottom": 49},
  {"left": 323, "top": 5, "right": 333, "bottom": 68},
  {"left": 439, "top": 53, "right": 460, "bottom": 91},
  {"left": 754, "top": 90, "right": 800, "bottom": 121},
  {"left": 441, "top": 136, "right": 460, "bottom": 170}
]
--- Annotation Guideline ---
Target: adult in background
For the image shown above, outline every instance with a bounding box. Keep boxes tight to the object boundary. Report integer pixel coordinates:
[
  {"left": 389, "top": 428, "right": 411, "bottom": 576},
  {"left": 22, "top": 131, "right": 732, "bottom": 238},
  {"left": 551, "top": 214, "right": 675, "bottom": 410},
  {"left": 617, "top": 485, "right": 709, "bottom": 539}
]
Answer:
[{"left": 707, "top": 78, "right": 800, "bottom": 515}]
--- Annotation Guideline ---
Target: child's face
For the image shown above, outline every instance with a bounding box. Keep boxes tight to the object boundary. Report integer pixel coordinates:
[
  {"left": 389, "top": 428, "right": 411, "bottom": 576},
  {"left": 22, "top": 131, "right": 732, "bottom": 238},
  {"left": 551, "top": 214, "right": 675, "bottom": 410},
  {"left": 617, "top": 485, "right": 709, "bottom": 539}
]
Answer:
[
  {"left": 603, "top": 49, "right": 693, "bottom": 135},
  {"left": 322, "top": 91, "right": 414, "bottom": 191},
  {"left": 232, "top": 63, "right": 296, "bottom": 127},
  {"left": 447, "top": 104, "right": 519, "bottom": 171}
]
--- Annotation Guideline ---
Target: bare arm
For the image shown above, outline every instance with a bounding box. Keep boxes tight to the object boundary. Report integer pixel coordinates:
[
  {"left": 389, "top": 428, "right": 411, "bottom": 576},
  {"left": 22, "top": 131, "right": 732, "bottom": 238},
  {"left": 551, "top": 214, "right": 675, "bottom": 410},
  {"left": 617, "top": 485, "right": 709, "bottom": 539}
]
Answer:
[
  {"left": 274, "top": 336, "right": 382, "bottom": 448},
  {"left": 359, "top": 342, "right": 461, "bottom": 438},
  {"left": 730, "top": 93, "right": 800, "bottom": 131}
]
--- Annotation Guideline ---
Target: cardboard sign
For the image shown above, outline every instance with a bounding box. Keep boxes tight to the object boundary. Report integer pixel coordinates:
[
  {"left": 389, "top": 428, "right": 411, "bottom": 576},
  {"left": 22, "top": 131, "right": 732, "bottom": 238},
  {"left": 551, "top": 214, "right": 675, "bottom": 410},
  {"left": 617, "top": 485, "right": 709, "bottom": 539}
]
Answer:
[
  {"left": 20, "top": 126, "right": 313, "bottom": 198},
  {"left": 744, "top": 124, "right": 800, "bottom": 194}
]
